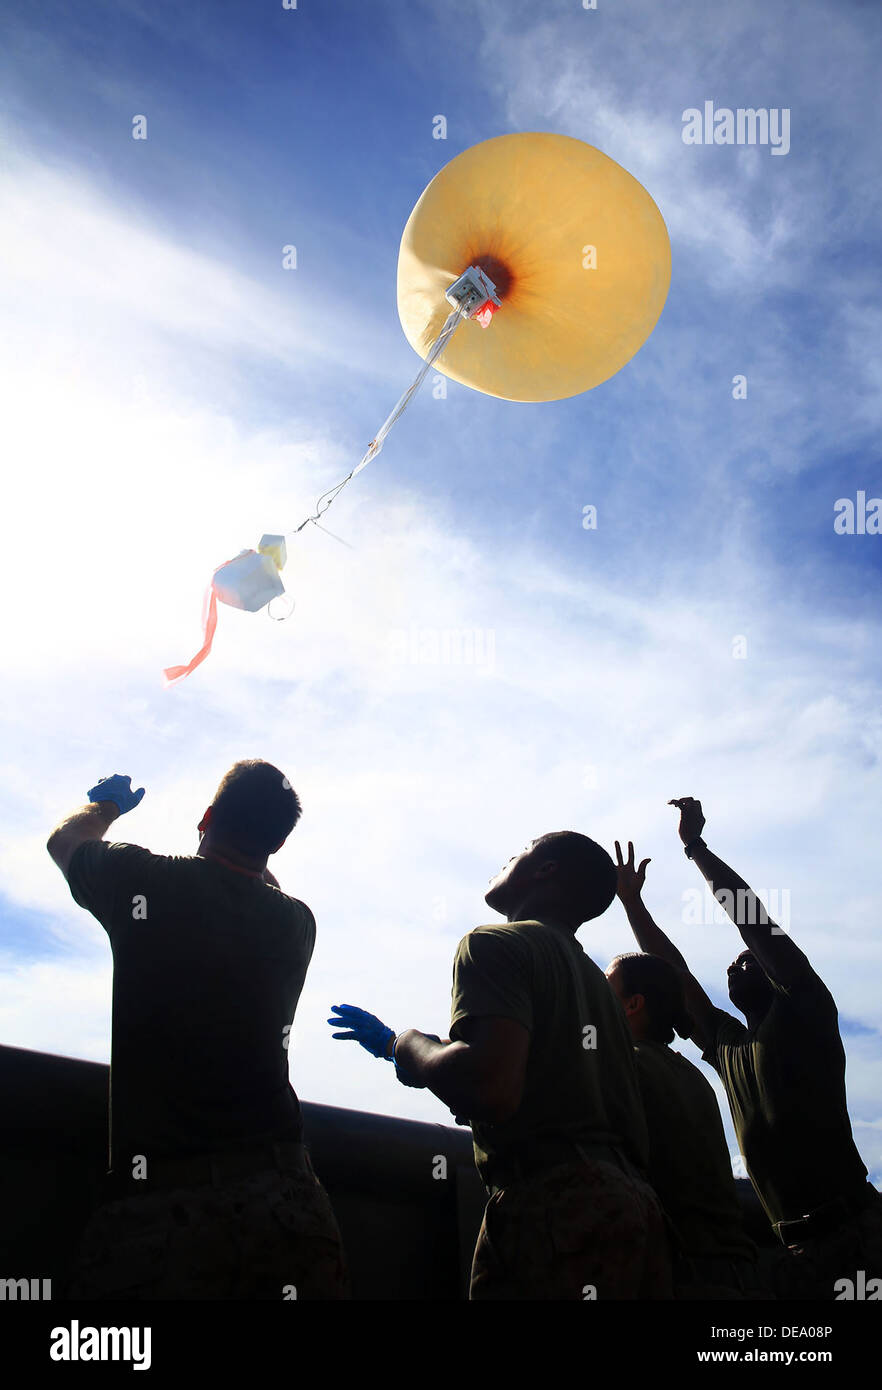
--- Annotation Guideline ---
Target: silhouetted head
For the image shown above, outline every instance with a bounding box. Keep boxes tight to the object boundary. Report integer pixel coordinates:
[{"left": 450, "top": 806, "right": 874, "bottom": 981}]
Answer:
[
  {"left": 606, "top": 953, "right": 692, "bottom": 1044},
  {"left": 198, "top": 760, "right": 301, "bottom": 863},
  {"left": 726, "top": 949, "right": 773, "bottom": 1015},
  {"left": 485, "top": 831, "right": 617, "bottom": 929}
]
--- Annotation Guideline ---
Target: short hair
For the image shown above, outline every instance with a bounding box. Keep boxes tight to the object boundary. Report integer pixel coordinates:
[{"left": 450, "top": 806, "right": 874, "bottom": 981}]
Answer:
[
  {"left": 209, "top": 760, "right": 301, "bottom": 858},
  {"left": 532, "top": 831, "right": 618, "bottom": 924},
  {"left": 608, "top": 952, "right": 692, "bottom": 1044}
]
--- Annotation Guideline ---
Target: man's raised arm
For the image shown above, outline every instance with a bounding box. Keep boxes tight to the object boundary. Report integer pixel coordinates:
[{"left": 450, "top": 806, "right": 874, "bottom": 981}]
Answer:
[
  {"left": 668, "top": 796, "right": 815, "bottom": 990},
  {"left": 614, "top": 839, "right": 721, "bottom": 1052},
  {"left": 47, "top": 775, "right": 144, "bottom": 879}
]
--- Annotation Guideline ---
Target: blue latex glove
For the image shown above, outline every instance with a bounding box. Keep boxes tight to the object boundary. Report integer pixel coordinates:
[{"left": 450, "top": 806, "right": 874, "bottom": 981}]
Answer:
[
  {"left": 87, "top": 774, "right": 145, "bottom": 815},
  {"left": 328, "top": 1004, "right": 396, "bottom": 1059}
]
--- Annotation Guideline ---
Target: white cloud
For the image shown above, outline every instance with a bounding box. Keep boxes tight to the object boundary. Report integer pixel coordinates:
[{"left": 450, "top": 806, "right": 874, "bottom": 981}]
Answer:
[{"left": 0, "top": 124, "right": 398, "bottom": 386}]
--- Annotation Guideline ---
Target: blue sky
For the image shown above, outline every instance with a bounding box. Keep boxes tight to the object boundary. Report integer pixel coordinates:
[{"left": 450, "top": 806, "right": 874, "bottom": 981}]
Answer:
[{"left": 1, "top": 0, "right": 881, "bottom": 1185}]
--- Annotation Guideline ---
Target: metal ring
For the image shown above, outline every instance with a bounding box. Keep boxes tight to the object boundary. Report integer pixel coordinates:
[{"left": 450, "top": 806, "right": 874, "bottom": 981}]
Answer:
[{"left": 267, "top": 593, "right": 296, "bottom": 622}]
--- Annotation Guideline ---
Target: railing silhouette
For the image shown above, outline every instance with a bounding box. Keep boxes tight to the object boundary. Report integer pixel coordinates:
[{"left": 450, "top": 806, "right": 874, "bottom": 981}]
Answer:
[{"left": 0, "top": 1043, "right": 773, "bottom": 1299}]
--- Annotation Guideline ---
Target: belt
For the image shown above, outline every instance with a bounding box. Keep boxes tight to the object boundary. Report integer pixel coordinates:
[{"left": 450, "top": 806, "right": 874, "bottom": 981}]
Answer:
[
  {"left": 483, "top": 1133, "right": 644, "bottom": 1196},
  {"left": 773, "top": 1182, "right": 879, "bottom": 1246},
  {"left": 102, "top": 1139, "right": 310, "bottom": 1199}
]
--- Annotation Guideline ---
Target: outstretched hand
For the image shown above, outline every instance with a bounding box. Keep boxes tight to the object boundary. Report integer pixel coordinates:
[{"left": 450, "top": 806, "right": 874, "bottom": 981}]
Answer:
[
  {"left": 614, "top": 840, "right": 650, "bottom": 903},
  {"left": 668, "top": 797, "right": 705, "bottom": 845},
  {"left": 87, "top": 775, "right": 145, "bottom": 816},
  {"left": 327, "top": 1004, "right": 396, "bottom": 1059}
]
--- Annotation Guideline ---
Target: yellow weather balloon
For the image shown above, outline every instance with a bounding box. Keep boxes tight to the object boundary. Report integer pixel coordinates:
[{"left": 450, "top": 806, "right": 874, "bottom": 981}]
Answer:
[
  {"left": 166, "top": 132, "right": 671, "bottom": 684},
  {"left": 397, "top": 131, "right": 671, "bottom": 403}
]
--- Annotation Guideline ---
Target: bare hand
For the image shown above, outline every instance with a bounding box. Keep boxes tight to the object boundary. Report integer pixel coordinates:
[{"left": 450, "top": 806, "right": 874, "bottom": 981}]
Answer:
[
  {"left": 668, "top": 797, "right": 705, "bottom": 845},
  {"left": 615, "top": 840, "right": 650, "bottom": 903}
]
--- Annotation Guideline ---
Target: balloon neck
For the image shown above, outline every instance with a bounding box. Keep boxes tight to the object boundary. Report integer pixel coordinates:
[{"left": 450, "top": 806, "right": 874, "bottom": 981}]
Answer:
[
  {"left": 445, "top": 265, "right": 503, "bottom": 321},
  {"left": 471, "top": 253, "right": 513, "bottom": 300}
]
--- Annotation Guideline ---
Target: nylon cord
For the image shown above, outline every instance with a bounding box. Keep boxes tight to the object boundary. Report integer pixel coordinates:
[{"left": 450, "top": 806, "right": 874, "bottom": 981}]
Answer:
[{"left": 286, "top": 304, "right": 466, "bottom": 538}]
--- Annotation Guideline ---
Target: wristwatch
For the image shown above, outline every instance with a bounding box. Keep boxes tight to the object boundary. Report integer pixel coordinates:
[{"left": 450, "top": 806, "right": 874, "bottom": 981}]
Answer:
[{"left": 684, "top": 837, "right": 707, "bottom": 859}]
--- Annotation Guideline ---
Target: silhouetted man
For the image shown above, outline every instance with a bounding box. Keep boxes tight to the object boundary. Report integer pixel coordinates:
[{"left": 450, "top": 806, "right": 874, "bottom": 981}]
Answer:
[
  {"left": 618, "top": 799, "right": 881, "bottom": 1299},
  {"left": 48, "top": 762, "right": 347, "bottom": 1300},
  {"left": 329, "top": 831, "right": 672, "bottom": 1300},
  {"left": 607, "top": 888, "right": 763, "bottom": 1299}
]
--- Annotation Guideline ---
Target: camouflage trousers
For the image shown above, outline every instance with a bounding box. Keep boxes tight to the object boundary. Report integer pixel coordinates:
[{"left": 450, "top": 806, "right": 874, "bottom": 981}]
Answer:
[
  {"left": 771, "top": 1185, "right": 882, "bottom": 1301},
  {"left": 67, "top": 1149, "right": 349, "bottom": 1300},
  {"left": 470, "top": 1157, "right": 673, "bottom": 1300}
]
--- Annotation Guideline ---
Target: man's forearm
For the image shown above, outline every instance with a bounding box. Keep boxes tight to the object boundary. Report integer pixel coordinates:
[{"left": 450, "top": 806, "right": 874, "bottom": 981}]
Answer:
[
  {"left": 688, "top": 840, "right": 813, "bottom": 983},
  {"left": 689, "top": 843, "right": 765, "bottom": 921},
  {"left": 690, "top": 842, "right": 793, "bottom": 941},
  {"left": 620, "top": 895, "right": 690, "bottom": 973},
  {"left": 47, "top": 802, "right": 120, "bottom": 874},
  {"left": 393, "top": 1030, "right": 495, "bottom": 1119}
]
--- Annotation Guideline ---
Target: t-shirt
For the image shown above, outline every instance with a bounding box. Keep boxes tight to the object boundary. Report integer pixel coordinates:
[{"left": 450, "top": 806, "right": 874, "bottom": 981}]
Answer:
[
  {"left": 634, "top": 1039, "right": 754, "bottom": 1261},
  {"left": 701, "top": 958, "right": 867, "bottom": 1226},
  {"left": 449, "top": 919, "right": 649, "bottom": 1182},
  {"left": 67, "top": 840, "right": 316, "bottom": 1172}
]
